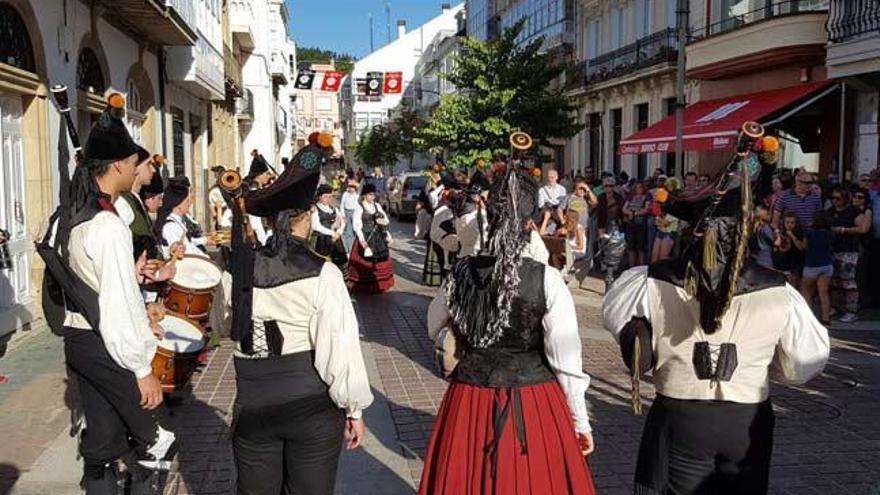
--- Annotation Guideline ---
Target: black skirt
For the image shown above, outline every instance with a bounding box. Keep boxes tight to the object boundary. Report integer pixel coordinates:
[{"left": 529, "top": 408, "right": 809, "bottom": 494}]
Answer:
[
  {"left": 314, "top": 233, "right": 349, "bottom": 282},
  {"left": 422, "top": 241, "right": 443, "bottom": 287}
]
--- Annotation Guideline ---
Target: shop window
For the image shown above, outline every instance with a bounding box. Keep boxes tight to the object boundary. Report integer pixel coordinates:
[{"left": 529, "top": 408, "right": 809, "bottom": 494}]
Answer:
[
  {"left": 0, "top": 3, "right": 35, "bottom": 73},
  {"left": 126, "top": 80, "right": 144, "bottom": 144}
]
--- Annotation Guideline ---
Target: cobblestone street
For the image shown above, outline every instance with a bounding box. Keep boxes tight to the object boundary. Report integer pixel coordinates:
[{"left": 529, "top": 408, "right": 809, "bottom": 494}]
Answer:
[{"left": 2, "top": 221, "right": 880, "bottom": 495}]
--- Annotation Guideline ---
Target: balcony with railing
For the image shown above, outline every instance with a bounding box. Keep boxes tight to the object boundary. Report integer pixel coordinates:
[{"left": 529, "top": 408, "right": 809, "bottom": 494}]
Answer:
[
  {"left": 826, "top": 0, "right": 880, "bottom": 79},
  {"left": 687, "top": 0, "right": 828, "bottom": 80},
  {"left": 166, "top": 36, "right": 226, "bottom": 101},
  {"left": 570, "top": 28, "right": 678, "bottom": 91},
  {"left": 96, "top": 0, "right": 196, "bottom": 45},
  {"left": 236, "top": 89, "right": 254, "bottom": 121},
  {"left": 230, "top": 0, "right": 256, "bottom": 51}
]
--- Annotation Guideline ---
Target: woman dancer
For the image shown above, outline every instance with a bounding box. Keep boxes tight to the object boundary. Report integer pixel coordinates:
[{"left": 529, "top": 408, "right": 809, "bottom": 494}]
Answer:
[
  {"left": 349, "top": 183, "right": 395, "bottom": 294},
  {"left": 312, "top": 184, "right": 349, "bottom": 281},
  {"left": 420, "top": 166, "right": 596, "bottom": 495}
]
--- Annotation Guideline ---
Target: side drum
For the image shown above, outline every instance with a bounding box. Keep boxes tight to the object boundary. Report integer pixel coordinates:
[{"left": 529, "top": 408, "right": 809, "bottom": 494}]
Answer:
[
  {"left": 164, "top": 255, "right": 222, "bottom": 325},
  {"left": 151, "top": 314, "right": 206, "bottom": 391}
]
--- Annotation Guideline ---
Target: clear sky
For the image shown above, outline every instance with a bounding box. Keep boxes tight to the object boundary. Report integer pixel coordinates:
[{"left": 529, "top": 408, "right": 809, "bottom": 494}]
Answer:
[{"left": 287, "top": 1, "right": 458, "bottom": 58}]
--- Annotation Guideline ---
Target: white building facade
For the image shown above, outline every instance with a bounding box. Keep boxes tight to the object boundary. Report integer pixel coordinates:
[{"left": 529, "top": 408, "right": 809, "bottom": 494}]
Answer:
[
  {"left": 342, "top": 3, "right": 464, "bottom": 173},
  {"left": 239, "top": 0, "right": 296, "bottom": 175},
  {"left": 293, "top": 62, "right": 344, "bottom": 152},
  {"left": 0, "top": 0, "right": 199, "bottom": 338}
]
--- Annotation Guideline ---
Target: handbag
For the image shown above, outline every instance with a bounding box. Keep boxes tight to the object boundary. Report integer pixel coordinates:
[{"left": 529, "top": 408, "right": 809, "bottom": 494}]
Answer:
[{"left": 433, "top": 325, "right": 462, "bottom": 379}]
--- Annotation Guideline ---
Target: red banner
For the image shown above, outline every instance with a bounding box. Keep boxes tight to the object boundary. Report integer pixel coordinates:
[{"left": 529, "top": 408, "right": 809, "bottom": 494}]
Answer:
[
  {"left": 321, "top": 71, "right": 342, "bottom": 92},
  {"left": 383, "top": 72, "right": 403, "bottom": 94}
]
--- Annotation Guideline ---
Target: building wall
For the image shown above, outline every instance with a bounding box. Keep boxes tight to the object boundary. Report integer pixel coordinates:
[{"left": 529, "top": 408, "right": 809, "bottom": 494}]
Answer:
[
  {"left": 345, "top": 3, "right": 463, "bottom": 171},
  {"left": 0, "top": 0, "right": 163, "bottom": 336},
  {"left": 293, "top": 62, "right": 343, "bottom": 151}
]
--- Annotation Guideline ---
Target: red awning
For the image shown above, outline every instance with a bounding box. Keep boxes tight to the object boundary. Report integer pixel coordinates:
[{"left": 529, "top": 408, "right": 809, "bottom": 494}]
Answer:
[{"left": 618, "top": 81, "right": 836, "bottom": 155}]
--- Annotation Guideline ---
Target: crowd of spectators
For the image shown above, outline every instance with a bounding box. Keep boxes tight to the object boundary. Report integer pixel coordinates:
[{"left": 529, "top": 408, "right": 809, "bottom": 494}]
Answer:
[{"left": 538, "top": 166, "right": 880, "bottom": 324}]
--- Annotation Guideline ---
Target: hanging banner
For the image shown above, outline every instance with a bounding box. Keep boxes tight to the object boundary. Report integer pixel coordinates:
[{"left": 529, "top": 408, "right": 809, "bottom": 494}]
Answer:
[
  {"left": 321, "top": 71, "right": 343, "bottom": 92},
  {"left": 365, "top": 72, "right": 384, "bottom": 96},
  {"left": 294, "top": 70, "right": 316, "bottom": 90},
  {"left": 383, "top": 71, "right": 403, "bottom": 94}
]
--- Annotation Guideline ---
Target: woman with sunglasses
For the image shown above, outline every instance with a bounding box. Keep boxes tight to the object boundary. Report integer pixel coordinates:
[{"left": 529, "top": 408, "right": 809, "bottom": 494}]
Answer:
[
  {"left": 827, "top": 187, "right": 861, "bottom": 323},
  {"left": 850, "top": 189, "right": 874, "bottom": 320}
]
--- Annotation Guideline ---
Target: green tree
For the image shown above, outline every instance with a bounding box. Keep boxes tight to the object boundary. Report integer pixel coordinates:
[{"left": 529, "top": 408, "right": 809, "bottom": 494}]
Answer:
[
  {"left": 296, "top": 46, "right": 355, "bottom": 74},
  {"left": 354, "top": 109, "right": 425, "bottom": 173},
  {"left": 415, "top": 21, "right": 583, "bottom": 168}
]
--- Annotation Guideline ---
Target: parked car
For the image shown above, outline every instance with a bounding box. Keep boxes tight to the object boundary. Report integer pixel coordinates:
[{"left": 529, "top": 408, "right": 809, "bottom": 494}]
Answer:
[{"left": 389, "top": 173, "right": 429, "bottom": 220}]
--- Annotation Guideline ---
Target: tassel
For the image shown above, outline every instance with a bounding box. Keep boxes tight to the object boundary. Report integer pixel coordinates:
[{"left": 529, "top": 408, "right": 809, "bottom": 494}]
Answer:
[
  {"left": 631, "top": 332, "right": 642, "bottom": 415},
  {"left": 685, "top": 261, "right": 698, "bottom": 297},
  {"left": 703, "top": 227, "right": 718, "bottom": 271}
]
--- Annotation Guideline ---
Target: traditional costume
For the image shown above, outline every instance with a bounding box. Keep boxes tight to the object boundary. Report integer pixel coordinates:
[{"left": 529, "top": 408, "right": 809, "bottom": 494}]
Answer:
[
  {"left": 348, "top": 183, "right": 395, "bottom": 294},
  {"left": 311, "top": 184, "right": 349, "bottom": 281},
  {"left": 220, "top": 140, "right": 373, "bottom": 495},
  {"left": 420, "top": 166, "right": 596, "bottom": 495},
  {"left": 429, "top": 179, "right": 463, "bottom": 279},
  {"left": 115, "top": 147, "right": 161, "bottom": 262},
  {"left": 155, "top": 178, "right": 209, "bottom": 258},
  {"left": 245, "top": 156, "right": 272, "bottom": 245},
  {"left": 39, "top": 98, "right": 175, "bottom": 493},
  {"left": 603, "top": 125, "right": 830, "bottom": 495},
  {"left": 417, "top": 188, "right": 443, "bottom": 287}
]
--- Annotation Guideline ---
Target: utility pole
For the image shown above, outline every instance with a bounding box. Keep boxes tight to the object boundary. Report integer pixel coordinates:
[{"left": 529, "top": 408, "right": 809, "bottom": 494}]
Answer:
[
  {"left": 369, "top": 13, "right": 374, "bottom": 52},
  {"left": 674, "top": 0, "right": 689, "bottom": 177},
  {"left": 385, "top": 2, "right": 392, "bottom": 44}
]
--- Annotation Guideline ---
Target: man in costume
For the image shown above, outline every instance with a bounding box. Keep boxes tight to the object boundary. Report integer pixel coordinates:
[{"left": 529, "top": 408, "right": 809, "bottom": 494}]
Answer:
[
  {"left": 603, "top": 124, "right": 830, "bottom": 495},
  {"left": 429, "top": 177, "right": 464, "bottom": 278},
  {"left": 219, "top": 137, "right": 373, "bottom": 494},
  {"left": 420, "top": 164, "right": 596, "bottom": 495},
  {"left": 245, "top": 154, "right": 275, "bottom": 245},
  {"left": 41, "top": 96, "right": 176, "bottom": 493}
]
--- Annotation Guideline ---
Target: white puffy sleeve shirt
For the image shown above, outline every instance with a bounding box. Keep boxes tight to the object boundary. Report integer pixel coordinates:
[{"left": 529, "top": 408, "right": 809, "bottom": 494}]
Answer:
[
  {"left": 65, "top": 211, "right": 158, "bottom": 378},
  {"left": 162, "top": 214, "right": 208, "bottom": 258},
  {"left": 603, "top": 266, "right": 830, "bottom": 389},
  {"left": 221, "top": 263, "right": 374, "bottom": 418},
  {"left": 427, "top": 267, "right": 593, "bottom": 433}
]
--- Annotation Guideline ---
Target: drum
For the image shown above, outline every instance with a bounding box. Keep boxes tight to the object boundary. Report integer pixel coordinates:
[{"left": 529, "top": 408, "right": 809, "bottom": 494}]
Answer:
[
  {"left": 151, "top": 314, "right": 205, "bottom": 391},
  {"left": 164, "top": 255, "right": 222, "bottom": 324}
]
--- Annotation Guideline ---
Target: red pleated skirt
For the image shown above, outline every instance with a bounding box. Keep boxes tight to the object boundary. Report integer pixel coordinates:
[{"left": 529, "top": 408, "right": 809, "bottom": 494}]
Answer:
[
  {"left": 348, "top": 243, "right": 395, "bottom": 294},
  {"left": 419, "top": 381, "right": 596, "bottom": 495}
]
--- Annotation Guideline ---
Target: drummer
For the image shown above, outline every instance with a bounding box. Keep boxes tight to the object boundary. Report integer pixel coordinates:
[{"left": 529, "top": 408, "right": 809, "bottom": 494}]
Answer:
[
  {"left": 114, "top": 148, "right": 184, "bottom": 296},
  {"left": 155, "top": 177, "right": 212, "bottom": 258},
  {"left": 140, "top": 155, "right": 165, "bottom": 223}
]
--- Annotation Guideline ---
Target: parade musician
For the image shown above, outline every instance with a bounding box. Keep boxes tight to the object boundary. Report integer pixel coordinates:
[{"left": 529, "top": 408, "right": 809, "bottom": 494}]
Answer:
[
  {"left": 42, "top": 97, "right": 175, "bottom": 493},
  {"left": 603, "top": 127, "right": 830, "bottom": 495},
  {"left": 219, "top": 139, "right": 373, "bottom": 495}
]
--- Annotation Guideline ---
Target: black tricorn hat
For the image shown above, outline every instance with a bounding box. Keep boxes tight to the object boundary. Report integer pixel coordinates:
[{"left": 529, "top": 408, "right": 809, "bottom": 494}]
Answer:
[
  {"left": 83, "top": 93, "right": 140, "bottom": 164},
  {"left": 163, "top": 177, "right": 190, "bottom": 211},
  {"left": 136, "top": 145, "right": 151, "bottom": 164},
  {"left": 246, "top": 142, "right": 331, "bottom": 217},
  {"left": 315, "top": 184, "right": 334, "bottom": 197}
]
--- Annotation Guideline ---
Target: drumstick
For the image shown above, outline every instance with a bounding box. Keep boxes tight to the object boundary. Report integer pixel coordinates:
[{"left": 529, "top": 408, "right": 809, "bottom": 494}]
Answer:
[{"left": 166, "top": 232, "right": 187, "bottom": 267}]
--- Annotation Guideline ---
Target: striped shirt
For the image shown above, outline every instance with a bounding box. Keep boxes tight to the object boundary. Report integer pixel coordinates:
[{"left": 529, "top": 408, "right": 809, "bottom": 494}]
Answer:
[{"left": 774, "top": 188, "right": 822, "bottom": 229}]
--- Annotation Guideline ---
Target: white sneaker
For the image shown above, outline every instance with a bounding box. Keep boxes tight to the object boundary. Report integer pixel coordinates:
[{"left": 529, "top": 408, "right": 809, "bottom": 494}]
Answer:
[
  {"left": 838, "top": 312, "right": 858, "bottom": 323},
  {"left": 138, "top": 426, "right": 176, "bottom": 471}
]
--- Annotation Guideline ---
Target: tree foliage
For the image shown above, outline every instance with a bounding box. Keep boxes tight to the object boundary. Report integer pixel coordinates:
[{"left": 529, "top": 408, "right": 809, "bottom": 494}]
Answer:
[
  {"left": 353, "top": 108, "right": 424, "bottom": 172},
  {"left": 296, "top": 46, "right": 355, "bottom": 74},
  {"left": 415, "top": 21, "right": 584, "bottom": 168}
]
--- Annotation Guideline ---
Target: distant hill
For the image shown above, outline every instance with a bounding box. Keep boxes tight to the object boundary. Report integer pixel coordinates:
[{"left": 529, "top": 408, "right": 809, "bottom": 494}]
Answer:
[{"left": 296, "top": 46, "right": 355, "bottom": 74}]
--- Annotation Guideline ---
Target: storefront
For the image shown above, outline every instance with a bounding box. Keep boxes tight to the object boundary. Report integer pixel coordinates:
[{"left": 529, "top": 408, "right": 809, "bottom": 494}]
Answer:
[{"left": 618, "top": 80, "right": 842, "bottom": 176}]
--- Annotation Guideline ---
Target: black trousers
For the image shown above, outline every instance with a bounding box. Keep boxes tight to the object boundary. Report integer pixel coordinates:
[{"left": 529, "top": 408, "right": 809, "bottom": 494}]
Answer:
[
  {"left": 233, "top": 393, "right": 345, "bottom": 495},
  {"left": 64, "top": 330, "right": 165, "bottom": 489},
  {"left": 634, "top": 395, "right": 775, "bottom": 495}
]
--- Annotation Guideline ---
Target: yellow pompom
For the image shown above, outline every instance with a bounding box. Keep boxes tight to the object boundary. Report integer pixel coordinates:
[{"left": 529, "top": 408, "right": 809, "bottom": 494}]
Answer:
[
  {"left": 655, "top": 188, "right": 669, "bottom": 203},
  {"left": 108, "top": 93, "right": 125, "bottom": 109},
  {"left": 762, "top": 136, "right": 780, "bottom": 153}
]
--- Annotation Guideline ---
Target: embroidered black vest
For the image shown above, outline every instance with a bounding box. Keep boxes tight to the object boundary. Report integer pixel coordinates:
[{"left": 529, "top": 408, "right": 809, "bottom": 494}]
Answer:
[{"left": 453, "top": 257, "right": 556, "bottom": 387}]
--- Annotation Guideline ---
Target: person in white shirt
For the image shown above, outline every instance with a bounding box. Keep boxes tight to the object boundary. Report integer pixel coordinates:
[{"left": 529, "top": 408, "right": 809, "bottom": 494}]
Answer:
[
  {"left": 311, "top": 184, "right": 348, "bottom": 280},
  {"left": 537, "top": 169, "right": 568, "bottom": 209},
  {"left": 155, "top": 178, "right": 211, "bottom": 258},
  {"left": 349, "top": 183, "right": 395, "bottom": 294},
  {"left": 419, "top": 165, "right": 596, "bottom": 494},
  {"left": 340, "top": 181, "right": 360, "bottom": 254},
  {"left": 208, "top": 165, "right": 228, "bottom": 229},
  {"left": 245, "top": 157, "right": 274, "bottom": 245},
  {"left": 219, "top": 139, "right": 372, "bottom": 495},
  {"left": 602, "top": 152, "right": 830, "bottom": 495},
  {"left": 43, "top": 98, "right": 175, "bottom": 492}
]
